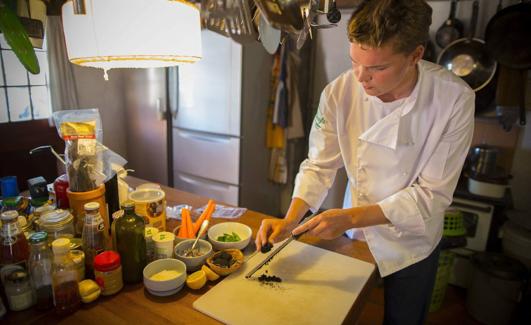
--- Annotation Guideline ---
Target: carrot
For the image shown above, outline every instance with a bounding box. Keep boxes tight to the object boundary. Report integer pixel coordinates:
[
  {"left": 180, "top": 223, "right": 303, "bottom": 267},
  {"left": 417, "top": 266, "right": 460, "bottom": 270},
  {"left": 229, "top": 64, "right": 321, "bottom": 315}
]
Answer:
[
  {"left": 178, "top": 209, "right": 189, "bottom": 238},
  {"left": 192, "top": 200, "right": 215, "bottom": 234},
  {"left": 186, "top": 210, "right": 194, "bottom": 238},
  {"left": 205, "top": 201, "right": 216, "bottom": 222}
]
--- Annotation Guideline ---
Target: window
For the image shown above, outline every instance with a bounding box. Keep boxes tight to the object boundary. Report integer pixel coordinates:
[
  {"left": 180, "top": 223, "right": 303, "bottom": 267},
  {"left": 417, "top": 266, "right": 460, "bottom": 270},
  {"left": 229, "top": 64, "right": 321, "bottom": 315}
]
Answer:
[{"left": 0, "top": 34, "right": 51, "bottom": 123}]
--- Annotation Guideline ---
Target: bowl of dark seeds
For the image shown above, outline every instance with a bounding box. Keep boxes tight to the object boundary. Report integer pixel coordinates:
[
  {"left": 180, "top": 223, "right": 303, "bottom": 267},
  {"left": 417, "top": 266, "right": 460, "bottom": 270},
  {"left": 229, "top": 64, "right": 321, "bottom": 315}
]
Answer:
[{"left": 206, "top": 249, "right": 244, "bottom": 276}]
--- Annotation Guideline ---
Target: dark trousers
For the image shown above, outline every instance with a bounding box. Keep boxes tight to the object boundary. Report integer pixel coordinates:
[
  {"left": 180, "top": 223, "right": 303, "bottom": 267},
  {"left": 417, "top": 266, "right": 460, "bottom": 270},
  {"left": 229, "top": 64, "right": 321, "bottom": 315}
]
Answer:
[{"left": 383, "top": 244, "right": 441, "bottom": 325}]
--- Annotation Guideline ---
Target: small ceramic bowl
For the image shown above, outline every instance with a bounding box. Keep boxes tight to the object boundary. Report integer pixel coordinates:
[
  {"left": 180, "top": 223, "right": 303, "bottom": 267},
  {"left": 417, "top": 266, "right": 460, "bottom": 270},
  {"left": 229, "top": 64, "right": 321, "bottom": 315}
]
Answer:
[
  {"left": 143, "top": 258, "right": 187, "bottom": 296},
  {"left": 174, "top": 239, "right": 213, "bottom": 272},
  {"left": 206, "top": 249, "right": 244, "bottom": 276},
  {"left": 207, "top": 222, "right": 252, "bottom": 251}
]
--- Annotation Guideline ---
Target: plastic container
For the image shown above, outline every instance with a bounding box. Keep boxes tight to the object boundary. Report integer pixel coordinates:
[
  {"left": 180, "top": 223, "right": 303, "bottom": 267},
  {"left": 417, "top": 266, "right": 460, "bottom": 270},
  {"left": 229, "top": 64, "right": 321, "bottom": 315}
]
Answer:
[
  {"left": 68, "top": 250, "right": 85, "bottom": 282},
  {"left": 36, "top": 209, "right": 75, "bottom": 243},
  {"left": 67, "top": 185, "right": 108, "bottom": 235},
  {"left": 129, "top": 188, "right": 166, "bottom": 231},
  {"left": 152, "top": 231, "right": 175, "bottom": 259},
  {"left": 443, "top": 209, "right": 466, "bottom": 237},
  {"left": 94, "top": 251, "right": 123, "bottom": 296},
  {"left": 429, "top": 250, "right": 455, "bottom": 312},
  {"left": 466, "top": 252, "right": 528, "bottom": 325}
]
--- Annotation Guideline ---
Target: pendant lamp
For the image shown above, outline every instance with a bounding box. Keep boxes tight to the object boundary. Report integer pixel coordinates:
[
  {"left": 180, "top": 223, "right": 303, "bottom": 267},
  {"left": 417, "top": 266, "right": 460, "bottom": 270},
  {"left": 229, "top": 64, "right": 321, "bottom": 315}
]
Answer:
[{"left": 62, "top": 0, "right": 202, "bottom": 79}]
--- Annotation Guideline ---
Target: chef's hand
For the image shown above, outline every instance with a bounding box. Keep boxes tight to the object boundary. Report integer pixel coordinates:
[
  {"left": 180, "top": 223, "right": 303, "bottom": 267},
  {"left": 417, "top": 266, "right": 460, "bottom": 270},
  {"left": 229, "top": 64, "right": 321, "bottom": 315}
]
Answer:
[
  {"left": 255, "top": 218, "right": 297, "bottom": 252},
  {"left": 292, "top": 208, "right": 355, "bottom": 240}
]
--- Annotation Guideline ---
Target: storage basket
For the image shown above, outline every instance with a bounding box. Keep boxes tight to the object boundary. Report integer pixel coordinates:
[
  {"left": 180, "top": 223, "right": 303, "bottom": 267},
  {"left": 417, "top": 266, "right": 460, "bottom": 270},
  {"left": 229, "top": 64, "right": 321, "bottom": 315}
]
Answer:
[
  {"left": 444, "top": 209, "right": 466, "bottom": 237},
  {"left": 429, "top": 250, "right": 455, "bottom": 312}
]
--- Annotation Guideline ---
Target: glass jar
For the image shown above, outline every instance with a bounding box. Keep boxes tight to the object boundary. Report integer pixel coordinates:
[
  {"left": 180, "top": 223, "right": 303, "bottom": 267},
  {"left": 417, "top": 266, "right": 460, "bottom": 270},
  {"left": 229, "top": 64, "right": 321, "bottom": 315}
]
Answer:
[
  {"left": 68, "top": 249, "right": 85, "bottom": 282},
  {"left": 144, "top": 226, "right": 159, "bottom": 263},
  {"left": 0, "top": 210, "right": 30, "bottom": 269},
  {"left": 28, "top": 232, "right": 54, "bottom": 310},
  {"left": 116, "top": 201, "right": 146, "bottom": 283},
  {"left": 94, "top": 251, "right": 123, "bottom": 295},
  {"left": 51, "top": 238, "right": 81, "bottom": 315},
  {"left": 5, "top": 269, "right": 35, "bottom": 311},
  {"left": 30, "top": 205, "right": 55, "bottom": 232},
  {"left": 82, "top": 202, "right": 108, "bottom": 277},
  {"left": 37, "top": 209, "right": 75, "bottom": 243}
]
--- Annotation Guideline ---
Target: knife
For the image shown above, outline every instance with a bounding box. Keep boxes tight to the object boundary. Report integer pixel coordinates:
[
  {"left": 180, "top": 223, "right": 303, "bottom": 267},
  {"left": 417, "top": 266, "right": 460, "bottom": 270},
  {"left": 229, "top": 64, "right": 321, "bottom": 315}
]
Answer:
[{"left": 245, "top": 213, "right": 317, "bottom": 279}]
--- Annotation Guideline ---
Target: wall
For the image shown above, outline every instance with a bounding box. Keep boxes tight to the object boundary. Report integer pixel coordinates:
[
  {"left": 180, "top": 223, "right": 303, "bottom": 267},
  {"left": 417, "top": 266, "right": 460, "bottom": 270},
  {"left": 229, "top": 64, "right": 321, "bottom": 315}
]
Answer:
[{"left": 72, "top": 66, "right": 128, "bottom": 159}]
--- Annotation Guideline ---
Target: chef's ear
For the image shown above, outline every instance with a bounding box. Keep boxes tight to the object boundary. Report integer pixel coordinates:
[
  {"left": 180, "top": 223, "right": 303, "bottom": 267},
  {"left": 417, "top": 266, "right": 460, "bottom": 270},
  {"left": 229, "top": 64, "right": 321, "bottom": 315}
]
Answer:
[{"left": 410, "top": 44, "right": 424, "bottom": 64}]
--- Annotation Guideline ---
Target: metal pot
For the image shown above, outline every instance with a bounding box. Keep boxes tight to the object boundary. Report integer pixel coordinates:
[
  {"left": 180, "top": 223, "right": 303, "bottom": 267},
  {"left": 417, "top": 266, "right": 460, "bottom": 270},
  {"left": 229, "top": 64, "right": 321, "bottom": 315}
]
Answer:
[
  {"left": 437, "top": 0, "right": 497, "bottom": 92},
  {"left": 435, "top": 0, "right": 464, "bottom": 48},
  {"left": 468, "top": 144, "right": 500, "bottom": 177}
]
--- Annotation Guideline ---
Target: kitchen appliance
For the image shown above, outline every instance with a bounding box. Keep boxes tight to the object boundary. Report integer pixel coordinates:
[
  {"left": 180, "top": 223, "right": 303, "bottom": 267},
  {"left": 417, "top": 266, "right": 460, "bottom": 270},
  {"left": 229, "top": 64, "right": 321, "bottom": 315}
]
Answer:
[
  {"left": 448, "top": 197, "right": 495, "bottom": 288},
  {"left": 193, "top": 239, "right": 375, "bottom": 325},
  {"left": 172, "top": 29, "right": 286, "bottom": 215},
  {"left": 467, "top": 144, "right": 510, "bottom": 199}
]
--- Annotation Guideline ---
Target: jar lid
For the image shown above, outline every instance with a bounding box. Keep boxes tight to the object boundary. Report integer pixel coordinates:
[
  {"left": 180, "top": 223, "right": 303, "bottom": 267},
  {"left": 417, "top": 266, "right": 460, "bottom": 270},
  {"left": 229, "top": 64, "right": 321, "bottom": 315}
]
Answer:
[
  {"left": 1, "top": 210, "right": 18, "bottom": 221},
  {"left": 2, "top": 196, "right": 21, "bottom": 208},
  {"left": 7, "top": 270, "right": 28, "bottom": 283},
  {"left": 35, "top": 205, "right": 54, "bottom": 215},
  {"left": 84, "top": 202, "right": 100, "bottom": 211},
  {"left": 94, "top": 251, "right": 121, "bottom": 272},
  {"left": 152, "top": 231, "right": 174, "bottom": 243},
  {"left": 29, "top": 231, "right": 48, "bottom": 244},
  {"left": 52, "top": 238, "right": 71, "bottom": 255},
  {"left": 129, "top": 188, "right": 165, "bottom": 203},
  {"left": 40, "top": 209, "right": 73, "bottom": 225}
]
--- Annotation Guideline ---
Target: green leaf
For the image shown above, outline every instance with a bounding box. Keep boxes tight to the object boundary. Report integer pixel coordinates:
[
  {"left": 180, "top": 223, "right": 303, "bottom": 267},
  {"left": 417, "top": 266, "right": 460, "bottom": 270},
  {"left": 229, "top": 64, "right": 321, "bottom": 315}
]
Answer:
[{"left": 0, "top": 3, "right": 40, "bottom": 74}]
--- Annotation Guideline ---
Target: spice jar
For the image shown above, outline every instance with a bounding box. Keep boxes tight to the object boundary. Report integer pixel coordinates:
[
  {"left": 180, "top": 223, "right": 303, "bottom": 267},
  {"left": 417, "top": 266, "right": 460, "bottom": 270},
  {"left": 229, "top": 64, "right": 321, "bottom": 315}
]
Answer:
[
  {"left": 94, "top": 251, "right": 123, "bottom": 296},
  {"left": 144, "top": 226, "right": 159, "bottom": 263},
  {"left": 68, "top": 250, "right": 85, "bottom": 282},
  {"left": 28, "top": 232, "right": 54, "bottom": 310},
  {"left": 5, "top": 270, "right": 35, "bottom": 311},
  {"left": 37, "top": 209, "right": 75, "bottom": 243},
  {"left": 51, "top": 238, "right": 81, "bottom": 315}
]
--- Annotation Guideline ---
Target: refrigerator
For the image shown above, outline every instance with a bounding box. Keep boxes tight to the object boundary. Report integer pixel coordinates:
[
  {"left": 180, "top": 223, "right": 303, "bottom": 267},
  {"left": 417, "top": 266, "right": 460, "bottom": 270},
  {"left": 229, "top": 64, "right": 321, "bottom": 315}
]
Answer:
[{"left": 171, "top": 30, "right": 283, "bottom": 216}]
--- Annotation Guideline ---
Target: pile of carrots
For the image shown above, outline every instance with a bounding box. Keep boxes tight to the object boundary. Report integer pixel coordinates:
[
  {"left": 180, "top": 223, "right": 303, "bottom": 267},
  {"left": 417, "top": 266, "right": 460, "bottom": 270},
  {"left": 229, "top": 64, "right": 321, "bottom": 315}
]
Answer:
[{"left": 178, "top": 199, "right": 216, "bottom": 238}]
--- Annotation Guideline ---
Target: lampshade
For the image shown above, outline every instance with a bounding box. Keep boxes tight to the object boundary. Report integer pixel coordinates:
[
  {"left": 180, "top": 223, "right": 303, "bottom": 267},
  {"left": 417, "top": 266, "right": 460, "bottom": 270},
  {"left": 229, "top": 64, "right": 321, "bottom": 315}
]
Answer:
[{"left": 62, "top": 0, "right": 202, "bottom": 75}]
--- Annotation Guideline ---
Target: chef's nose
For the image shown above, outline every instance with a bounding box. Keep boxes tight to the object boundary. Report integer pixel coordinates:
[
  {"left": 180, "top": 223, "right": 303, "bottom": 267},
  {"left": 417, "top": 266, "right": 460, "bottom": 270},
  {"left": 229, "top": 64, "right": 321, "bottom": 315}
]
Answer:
[{"left": 356, "top": 66, "right": 372, "bottom": 83}]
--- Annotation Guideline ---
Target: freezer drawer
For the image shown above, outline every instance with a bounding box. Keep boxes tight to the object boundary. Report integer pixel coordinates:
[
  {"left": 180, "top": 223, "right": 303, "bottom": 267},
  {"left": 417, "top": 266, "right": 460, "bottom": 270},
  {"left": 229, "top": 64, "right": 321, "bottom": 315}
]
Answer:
[
  {"left": 173, "top": 128, "right": 240, "bottom": 184},
  {"left": 174, "top": 172, "right": 238, "bottom": 206}
]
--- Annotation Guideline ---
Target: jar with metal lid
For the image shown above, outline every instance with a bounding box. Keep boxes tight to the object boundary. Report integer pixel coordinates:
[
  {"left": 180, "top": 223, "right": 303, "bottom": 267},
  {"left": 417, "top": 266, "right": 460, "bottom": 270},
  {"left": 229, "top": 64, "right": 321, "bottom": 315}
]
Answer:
[
  {"left": 37, "top": 209, "right": 75, "bottom": 243},
  {"left": 31, "top": 205, "right": 55, "bottom": 231},
  {"left": 94, "top": 251, "right": 123, "bottom": 296},
  {"left": 28, "top": 232, "right": 53, "bottom": 310},
  {"left": 5, "top": 269, "right": 35, "bottom": 311}
]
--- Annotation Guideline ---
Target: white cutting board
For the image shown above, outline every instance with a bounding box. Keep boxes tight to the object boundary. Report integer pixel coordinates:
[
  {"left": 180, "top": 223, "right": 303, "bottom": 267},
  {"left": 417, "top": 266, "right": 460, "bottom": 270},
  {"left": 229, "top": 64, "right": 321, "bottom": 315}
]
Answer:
[{"left": 193, "top": 240, "right": 375, "bottom": 325}]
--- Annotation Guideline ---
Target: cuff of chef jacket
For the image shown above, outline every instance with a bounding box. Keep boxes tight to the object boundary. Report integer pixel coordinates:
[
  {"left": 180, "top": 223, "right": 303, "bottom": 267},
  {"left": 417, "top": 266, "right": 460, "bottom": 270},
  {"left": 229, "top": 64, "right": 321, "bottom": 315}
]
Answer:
[
  {"left": 377, "top": 189, "right": 426, "bottom": 235},
  {"left": 292, "top": 182, "right": 325, "bottom": 213}
]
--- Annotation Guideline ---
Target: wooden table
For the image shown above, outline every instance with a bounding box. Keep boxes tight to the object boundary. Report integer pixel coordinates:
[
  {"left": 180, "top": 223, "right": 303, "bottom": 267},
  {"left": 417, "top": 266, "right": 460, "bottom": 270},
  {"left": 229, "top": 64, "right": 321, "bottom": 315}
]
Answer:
[{"left": 5, "top": 177, "right": 377, "bottom": 324}]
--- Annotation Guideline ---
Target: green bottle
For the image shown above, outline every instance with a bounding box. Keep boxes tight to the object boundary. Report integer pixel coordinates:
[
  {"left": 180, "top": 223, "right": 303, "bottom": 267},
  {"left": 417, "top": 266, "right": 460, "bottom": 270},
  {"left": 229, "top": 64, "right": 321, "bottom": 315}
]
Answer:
[{"left": 115, "top": 201, "right": 147, "bottom": 283}]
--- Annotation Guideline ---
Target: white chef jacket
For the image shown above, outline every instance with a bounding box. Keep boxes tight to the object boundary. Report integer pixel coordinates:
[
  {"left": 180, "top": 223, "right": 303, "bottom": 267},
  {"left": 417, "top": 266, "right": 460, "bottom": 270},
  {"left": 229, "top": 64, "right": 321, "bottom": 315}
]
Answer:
[{"left": 293, "top": 60, "right": 475, "bottom": 277}]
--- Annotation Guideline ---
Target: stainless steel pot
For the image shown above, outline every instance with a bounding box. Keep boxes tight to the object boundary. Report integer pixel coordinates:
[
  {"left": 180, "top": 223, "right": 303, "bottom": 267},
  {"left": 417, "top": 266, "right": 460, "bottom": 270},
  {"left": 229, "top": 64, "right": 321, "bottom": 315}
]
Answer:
[{"left": 468, "top": 144, "right": 500, "bottom": 177}]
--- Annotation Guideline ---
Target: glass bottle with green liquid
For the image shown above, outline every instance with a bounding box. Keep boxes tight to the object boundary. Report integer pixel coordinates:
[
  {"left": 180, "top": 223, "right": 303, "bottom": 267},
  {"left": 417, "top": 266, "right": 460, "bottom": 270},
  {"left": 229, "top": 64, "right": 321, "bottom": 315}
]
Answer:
[{"left": 115, "top": 201, "right": 147, "bottom": 283}]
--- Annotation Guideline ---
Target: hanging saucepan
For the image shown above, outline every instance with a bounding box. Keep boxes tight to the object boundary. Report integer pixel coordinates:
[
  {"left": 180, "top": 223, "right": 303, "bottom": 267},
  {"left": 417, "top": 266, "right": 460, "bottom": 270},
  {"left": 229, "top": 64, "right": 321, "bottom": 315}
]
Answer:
[
  {"left": 435, "top": 0, "right": 464, "bottom": 48},
  {"left": 485, "top": 0, "right": 531, "bottom": 127},
  {"left": 437, "top": 0, "right": 497, "bottom": 93}
]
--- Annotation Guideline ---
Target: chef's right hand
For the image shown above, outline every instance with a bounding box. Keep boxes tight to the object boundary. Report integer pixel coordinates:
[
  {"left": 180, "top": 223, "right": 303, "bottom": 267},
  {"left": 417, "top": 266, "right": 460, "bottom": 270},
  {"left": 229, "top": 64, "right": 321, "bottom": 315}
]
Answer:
[{"left": 255, "top": 218, "right": 296, "bottom": 253}]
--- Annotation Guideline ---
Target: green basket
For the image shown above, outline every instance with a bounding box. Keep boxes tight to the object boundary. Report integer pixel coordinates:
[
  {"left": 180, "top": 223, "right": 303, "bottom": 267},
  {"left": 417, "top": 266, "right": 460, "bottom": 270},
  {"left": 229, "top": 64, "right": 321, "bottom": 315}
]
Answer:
[
  {"left": 443, "top": 209, "right": 466, "bottom": 237},
  {"left": 429, "top": 250, "right": 455, "bottom": 312}
]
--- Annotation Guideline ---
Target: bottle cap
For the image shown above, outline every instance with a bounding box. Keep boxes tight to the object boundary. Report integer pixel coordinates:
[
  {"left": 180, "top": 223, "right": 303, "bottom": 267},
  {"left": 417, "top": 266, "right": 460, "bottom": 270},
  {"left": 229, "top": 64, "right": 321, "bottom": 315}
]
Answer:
[
  {"left": 84, "top": 202, "right": 100, "bottom": 211},
  {"left": 52, "top": 238, "right": 71, "bottom": 255},
  {"left": 29, "top": 231, "right": 48, "bottom": 244},
  {"left": 7, "top": 270, "right": 28, "bottom": 284},
  {"left": 0, "top": 210, "right": 19, "bottom": 221},
  {"left": 94, "top": 251, "right": 121, "bottom": 272},
  {"left": 121, "top": 200, "right": 135, "bottom": 209}
]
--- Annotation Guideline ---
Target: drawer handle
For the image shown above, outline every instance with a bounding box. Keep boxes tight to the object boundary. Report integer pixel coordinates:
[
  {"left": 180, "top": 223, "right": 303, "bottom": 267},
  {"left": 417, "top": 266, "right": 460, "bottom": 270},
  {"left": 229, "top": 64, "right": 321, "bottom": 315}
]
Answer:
[
  {"left": 178, "top": 174, "right": 231, "bottom": 190},
  {"left": 177, "top": 130, "right": 231, "bottom": 144}
]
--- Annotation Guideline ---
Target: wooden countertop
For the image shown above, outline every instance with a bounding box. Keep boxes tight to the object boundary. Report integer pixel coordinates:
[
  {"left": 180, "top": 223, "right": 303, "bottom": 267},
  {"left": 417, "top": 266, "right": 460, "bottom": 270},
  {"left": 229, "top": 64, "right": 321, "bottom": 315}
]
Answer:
[{"left": 5, "top": 177, "right": 377, "bottom": 324}]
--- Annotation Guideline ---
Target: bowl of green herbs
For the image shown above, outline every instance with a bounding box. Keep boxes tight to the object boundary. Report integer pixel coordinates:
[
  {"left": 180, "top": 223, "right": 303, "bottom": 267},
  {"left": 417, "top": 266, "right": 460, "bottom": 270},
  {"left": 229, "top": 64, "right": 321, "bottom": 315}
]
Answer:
[{"left": 207, "top": 222, "right": 252, "bottom": 251}]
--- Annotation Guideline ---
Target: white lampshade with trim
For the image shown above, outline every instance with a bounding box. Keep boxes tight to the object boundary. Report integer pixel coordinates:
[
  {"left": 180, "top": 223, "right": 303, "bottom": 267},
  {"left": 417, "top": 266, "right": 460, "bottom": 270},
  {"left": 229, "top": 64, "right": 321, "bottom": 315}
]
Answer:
[{"left": 62, "top": 0, "right": 202, "bottom": 77}]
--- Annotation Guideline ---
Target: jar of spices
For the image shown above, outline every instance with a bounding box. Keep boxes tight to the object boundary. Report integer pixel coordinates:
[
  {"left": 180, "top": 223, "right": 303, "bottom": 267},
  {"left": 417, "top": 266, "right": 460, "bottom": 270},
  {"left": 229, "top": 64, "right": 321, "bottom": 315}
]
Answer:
[
  {"left": 51, "top": 238, "right": 81, "bottom": 315},
  {"left": 145, "top": 227, "right": 159, "bottom": 263},
  {"left": 37, "top": 209, "right": 75, "bottom": 243},
  {"left": 68, "top": 250, "right": 85, "bottom": 282},
  {"left": 4, "top": 269, "right": 35, "bottom": 311},
  {"left": 94, "top": 251, "right": 123, "bottom": 296}
]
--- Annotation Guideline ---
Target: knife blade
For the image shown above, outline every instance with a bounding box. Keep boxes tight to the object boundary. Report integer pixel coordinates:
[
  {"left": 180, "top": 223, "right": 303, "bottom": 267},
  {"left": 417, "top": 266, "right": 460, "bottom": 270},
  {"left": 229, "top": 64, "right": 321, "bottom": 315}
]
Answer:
[{"left": 245, "top": 213, "right": 317, "bottom": 279}]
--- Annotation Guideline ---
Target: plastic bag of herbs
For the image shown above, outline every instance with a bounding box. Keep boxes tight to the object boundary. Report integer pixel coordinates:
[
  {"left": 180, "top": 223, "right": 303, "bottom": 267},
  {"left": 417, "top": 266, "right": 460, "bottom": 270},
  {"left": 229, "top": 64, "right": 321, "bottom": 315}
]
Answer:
[{"left": 53, "top": 109, "right": 126, "bottom": 192}]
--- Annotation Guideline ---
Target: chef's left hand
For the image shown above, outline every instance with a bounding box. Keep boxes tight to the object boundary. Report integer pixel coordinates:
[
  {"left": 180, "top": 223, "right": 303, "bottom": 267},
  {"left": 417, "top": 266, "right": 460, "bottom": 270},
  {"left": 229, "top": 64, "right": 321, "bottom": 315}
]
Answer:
[{"left": 291, "top": 208, "right": 355, "bottom": 240}]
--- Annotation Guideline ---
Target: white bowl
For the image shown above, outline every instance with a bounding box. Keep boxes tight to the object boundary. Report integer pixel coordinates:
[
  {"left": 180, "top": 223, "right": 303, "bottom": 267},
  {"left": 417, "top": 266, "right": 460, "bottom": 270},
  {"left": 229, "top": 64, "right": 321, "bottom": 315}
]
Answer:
[
  {"left": 146, "top": 283, "right": 185, "bottom": 297},
  {"left": 174, "top": 239, "right": 213, "bottom": 272},
  {"left": 143, "top": 258, "right": 187, "bottom": 294},
  {"left": 207, "top": 222, "right": 252, "bottom": 251}
]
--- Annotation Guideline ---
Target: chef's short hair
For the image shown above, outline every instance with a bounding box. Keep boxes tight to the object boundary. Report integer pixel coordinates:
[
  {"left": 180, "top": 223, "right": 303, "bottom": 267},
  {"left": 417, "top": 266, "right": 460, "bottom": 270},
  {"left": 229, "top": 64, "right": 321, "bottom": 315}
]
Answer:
[{"left": 347, "top": 0, "right": 432, "bottom": 54}]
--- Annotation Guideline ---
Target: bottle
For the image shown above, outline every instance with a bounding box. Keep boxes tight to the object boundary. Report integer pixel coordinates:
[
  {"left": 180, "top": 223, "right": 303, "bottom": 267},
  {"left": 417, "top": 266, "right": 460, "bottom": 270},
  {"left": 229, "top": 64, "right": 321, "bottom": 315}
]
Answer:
[
  {"left": 4, "top": 269, "right": 34, "bottom": 311},
  {"left": 28, "top": 232, "right": 54, "bottom": 310},
  {"left": 116, "top": 201, "right": 147, "bottom": 283},
  {"left": 0, "top": 210, "right": 30, "bottom": 269},
  {"left": 51, "top": 238, "right": 81, "bottom": 315},
  {"left": 81, "top": 202, "right": 108, "bottom": 277},
  {"left": 111, "top": 209, "right": 124, "bottom": 250}
]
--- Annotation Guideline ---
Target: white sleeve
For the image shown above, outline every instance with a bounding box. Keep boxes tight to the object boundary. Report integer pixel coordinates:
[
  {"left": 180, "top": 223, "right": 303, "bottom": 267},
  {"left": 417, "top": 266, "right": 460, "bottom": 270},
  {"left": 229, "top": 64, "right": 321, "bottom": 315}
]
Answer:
[
  {"left": 378, "top": 91, "right": 475, "bottom": 234},
  {"left": 292, "top": 90, "right": 344, "bottom": 211}
]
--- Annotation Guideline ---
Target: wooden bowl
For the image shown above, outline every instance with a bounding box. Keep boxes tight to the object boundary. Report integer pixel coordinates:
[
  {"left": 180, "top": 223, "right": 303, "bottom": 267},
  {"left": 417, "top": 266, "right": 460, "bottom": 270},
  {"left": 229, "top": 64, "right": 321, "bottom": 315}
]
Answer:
[{"left": 206, "top": 249, "right": 244, "bottom": 276}]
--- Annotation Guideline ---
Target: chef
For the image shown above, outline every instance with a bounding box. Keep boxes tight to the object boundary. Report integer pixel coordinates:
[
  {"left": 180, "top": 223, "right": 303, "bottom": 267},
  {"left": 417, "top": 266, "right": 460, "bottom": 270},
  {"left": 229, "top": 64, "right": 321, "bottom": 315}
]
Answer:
[{"left": 255, "top": 0, "right": 474, "bottom": 324}]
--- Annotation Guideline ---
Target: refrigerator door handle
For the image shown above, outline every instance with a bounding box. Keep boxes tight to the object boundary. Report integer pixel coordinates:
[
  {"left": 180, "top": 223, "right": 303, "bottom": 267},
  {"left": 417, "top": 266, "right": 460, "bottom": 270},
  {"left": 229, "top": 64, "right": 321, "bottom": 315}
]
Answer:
[
  {"left": 156, "top": 97, "right": 166, "bottom": 121},
  {"left": 178, "top": 174, "right": 234, "bottom": 190},
  {"left": 177, "top": 129, "right": 233, "bottom": 143}
]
